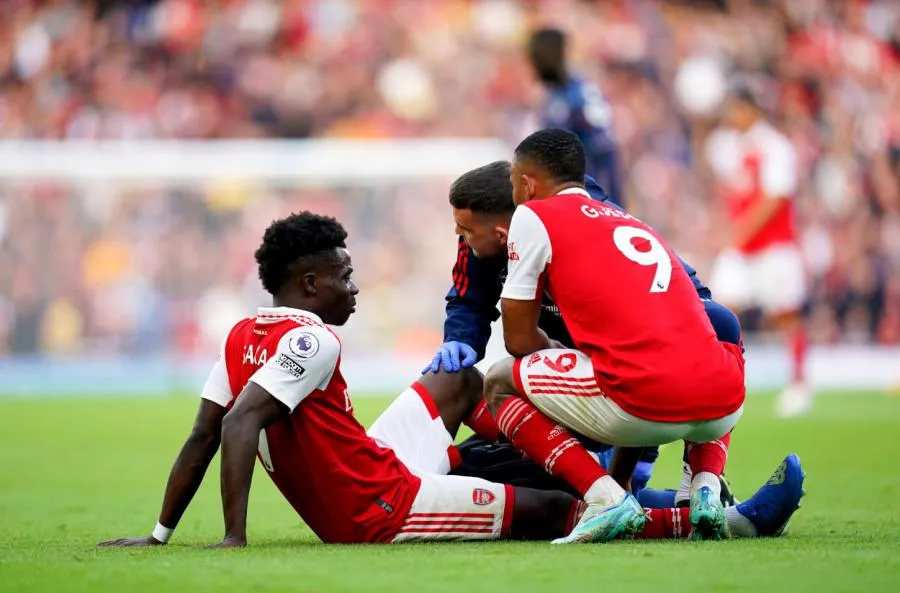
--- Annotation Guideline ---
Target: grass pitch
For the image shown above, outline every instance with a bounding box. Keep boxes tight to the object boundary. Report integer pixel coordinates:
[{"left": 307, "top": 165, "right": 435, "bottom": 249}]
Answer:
[{"left": 1, "top": 392, "right": 899, "bottom": 593}]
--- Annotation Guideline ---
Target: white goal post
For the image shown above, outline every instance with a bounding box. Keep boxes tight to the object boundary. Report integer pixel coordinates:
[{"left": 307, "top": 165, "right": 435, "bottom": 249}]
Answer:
[{"left": 0, "top": 139, "right": 509, "bottom": 184}]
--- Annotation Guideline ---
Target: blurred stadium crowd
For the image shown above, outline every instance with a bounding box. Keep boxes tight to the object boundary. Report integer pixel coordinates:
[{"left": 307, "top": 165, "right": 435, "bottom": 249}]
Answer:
[{"left": 0, "top": 0, "right": 898, "bottom": 357}]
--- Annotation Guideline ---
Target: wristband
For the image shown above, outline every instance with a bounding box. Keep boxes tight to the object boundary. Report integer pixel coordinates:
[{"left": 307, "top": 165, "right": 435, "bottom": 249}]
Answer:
[{"left": 152, "top": 522, "right": 173, "bottom": 543}]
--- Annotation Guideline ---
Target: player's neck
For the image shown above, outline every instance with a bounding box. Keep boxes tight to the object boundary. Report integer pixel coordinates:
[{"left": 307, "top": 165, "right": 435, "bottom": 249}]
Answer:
[
  {"left": 543, "top": 181, "right": 583, "bottom": 198},
  {"left": 271, "top": 295, "right": 320, "bottom": 316}
]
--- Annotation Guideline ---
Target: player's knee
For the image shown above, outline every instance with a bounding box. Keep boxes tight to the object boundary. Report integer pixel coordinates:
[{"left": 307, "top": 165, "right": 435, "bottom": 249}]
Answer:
[
  {"left": 704, "top": 300, "right": 742, "bottom": 346},
  {"left": 417, "top": 367, "right": 483, "bottom": 411},
  {"left": 483, "top": 358, "right": 518, "bottom": 414}
]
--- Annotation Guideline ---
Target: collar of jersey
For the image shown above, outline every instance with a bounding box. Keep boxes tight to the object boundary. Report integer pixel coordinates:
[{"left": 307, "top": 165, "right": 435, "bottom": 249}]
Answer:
[
  {"left": 256, "top": 306, "right": 323, "bottom": 325},
  {"left": 555, "top": 187, "right": 590, "bottom": 198}
]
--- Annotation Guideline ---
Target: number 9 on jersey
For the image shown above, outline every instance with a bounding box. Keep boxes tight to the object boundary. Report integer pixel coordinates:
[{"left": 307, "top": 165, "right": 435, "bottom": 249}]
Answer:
[{"left": 613, "top": 226, "right": 673, "bottom": 293}]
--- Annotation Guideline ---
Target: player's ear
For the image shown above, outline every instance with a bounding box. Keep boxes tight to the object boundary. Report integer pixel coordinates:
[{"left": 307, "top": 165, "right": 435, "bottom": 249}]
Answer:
[
  {"left": 524, "top": 175, "right": 537, "bottom": 202},
  {"left": 300, "top": 271, "right": 317, "bottom": 295},
  {"left": 495, "top": 225, "right": 508, "bottom": 245}
]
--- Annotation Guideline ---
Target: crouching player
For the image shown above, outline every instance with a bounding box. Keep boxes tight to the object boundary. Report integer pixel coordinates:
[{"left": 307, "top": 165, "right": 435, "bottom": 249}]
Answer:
[
  {"left": 97, "top": 212, "right": 803, "bottom": 548},
  {"left": 485, "top": 129, "right": 749, "bottom": 543},
  {"left": 428, "top": 160, "right": 738, "bottom": 507}
]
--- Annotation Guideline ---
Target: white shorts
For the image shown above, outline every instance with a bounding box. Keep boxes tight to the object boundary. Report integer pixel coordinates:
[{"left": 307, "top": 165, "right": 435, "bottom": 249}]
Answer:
[
  {"left": 390, "top": 473, "right": 512, "bottom": 542},
  {"left": 368, "top": 384, "right": 512, "bottom": 542},
  {"left": 708, "top": 245, "right": 806, "bottom": 314},
  {"left": 368, "top": 384, "right": 460, "bottom": 475},
  {"left": 512, "top": 349, "right": 742, "bottom": 447}
]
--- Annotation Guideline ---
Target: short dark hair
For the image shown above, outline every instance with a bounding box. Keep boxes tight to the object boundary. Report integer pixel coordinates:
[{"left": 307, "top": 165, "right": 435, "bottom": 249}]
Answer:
[
  {"left": 529, "top": 28, "right": 566, "bottom": 53},
  {"left": 732, "top": 83, "right": 762, "bottom": 111},
  {"left": 255, "top": 211, "right": 348, "bottom": 294},
  {"left": 448, "top": 160, "right": 514, "bottom": 215},
  {"left": 514, "top": 128, "right": 586, "bottom": 184}
]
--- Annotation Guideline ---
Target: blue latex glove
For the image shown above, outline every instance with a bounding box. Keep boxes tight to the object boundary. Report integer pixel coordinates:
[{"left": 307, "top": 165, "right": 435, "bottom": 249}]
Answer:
[
  {"left": 595, "top": 447, "right": 615, "bottom": 471},
  {"left": 422, "top": 341, "right": 478, "bottom": 374},
  {"left": 630, "top": 460, "right": 655, "bottom": 495}
]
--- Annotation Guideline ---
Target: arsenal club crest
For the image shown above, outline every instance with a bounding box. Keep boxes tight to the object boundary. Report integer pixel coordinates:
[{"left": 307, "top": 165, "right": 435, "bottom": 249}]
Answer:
[{"left": 472, "top": 488, "right": 496, "bottom": 506}]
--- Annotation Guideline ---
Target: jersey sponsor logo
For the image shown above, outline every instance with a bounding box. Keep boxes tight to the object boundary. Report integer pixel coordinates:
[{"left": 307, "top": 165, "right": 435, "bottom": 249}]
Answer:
[
  {"left": 243, "top": 344, "right": 268, "bottom": 366},
  {"left": 275, "top": 353, "right": 305, "bottom": 379},
  {"left": 253, "top": 328, "right": 268, "bottom": 336},
  {"left": 288, "top": 332, "right": 319, "bottom": 358},
  {"left": 540, "top": 291, "right": 561, "bottom": 317},
  {"left": 507, "top": 242, "right": 519, "bottom": 261},
  {"left": 472, "top": 488, "right": 496, "bottom": 506}
]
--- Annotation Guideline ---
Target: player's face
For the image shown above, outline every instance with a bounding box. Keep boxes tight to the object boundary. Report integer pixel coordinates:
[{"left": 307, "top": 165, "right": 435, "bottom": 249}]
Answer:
[
  {"left": 724, "top": 100, "right": 754, "bottom": 132},
  {"left": 316, "top": 248, "right": 358, "bottom": 326},
  {"left": 453, "top": 208, "right": 506, "bottom": 259}
]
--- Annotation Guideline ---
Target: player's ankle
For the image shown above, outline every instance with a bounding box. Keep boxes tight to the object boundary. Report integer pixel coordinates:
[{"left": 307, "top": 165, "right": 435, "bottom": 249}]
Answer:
[
  {"left": 584, "top": 475, "right": 626, "bottom": 508},
  {"left": 724, "top": 506, "right": 757, "bottom": 538},
  {"left": 690, "top": 471, "right": 722, "bottom": 499}
]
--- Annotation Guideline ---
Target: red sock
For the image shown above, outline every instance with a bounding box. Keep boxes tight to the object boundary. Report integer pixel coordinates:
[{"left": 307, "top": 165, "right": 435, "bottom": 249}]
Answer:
[
  {"left": 686, "top": 432, "right": 731, "bottom": 476},
  {"left": 465, "top": 400, "right": 501, "bottom": 442},
  {"left": 790, "top": 327, "right": 807, "bottom": 384},
  {"left": 635, "top": 508, "right": 691, "bottom": 539},
  {"left": 496, "top": 396, "right": 607, "bottom": 497}
]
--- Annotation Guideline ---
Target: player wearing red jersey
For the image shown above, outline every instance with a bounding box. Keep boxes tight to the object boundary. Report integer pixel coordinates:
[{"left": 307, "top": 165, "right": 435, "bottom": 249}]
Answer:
[
  {"left": 705, "top": 87, "right": 810, "bottom": 417},
  {"left": 94, "top": 211, "right": 804, "bottom": 549},
  {"left": 483, "top": 129, "right": 746, "bottom": 543},
  {"left": 96, "top": 211, "right": 591, "bottom": 547}
]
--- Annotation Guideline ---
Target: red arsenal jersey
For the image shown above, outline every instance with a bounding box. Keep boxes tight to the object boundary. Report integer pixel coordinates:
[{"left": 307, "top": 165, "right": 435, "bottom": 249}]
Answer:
[
  {"left": 501, "top": 189, "right": 745, "bottom": 422},
  {"left": 706, "top": 121, "right": 799, "bottom": 254},
  {"left": 200, "top": 306, "right": 419, "bottom": 543}
]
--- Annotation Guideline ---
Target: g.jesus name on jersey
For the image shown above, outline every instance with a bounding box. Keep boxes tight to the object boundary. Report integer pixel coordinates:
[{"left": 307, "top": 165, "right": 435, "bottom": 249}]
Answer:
[
  {"left": 200, "top": 307, "right": 419, "bottom": 544},
  {"left": 501, "top": 189, "right": 745, "bottom": 423}
]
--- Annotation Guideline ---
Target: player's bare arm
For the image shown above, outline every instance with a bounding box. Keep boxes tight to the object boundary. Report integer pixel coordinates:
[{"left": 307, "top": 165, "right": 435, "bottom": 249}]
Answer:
[
  {"left": 210, "top": 382, "right": 288, "bottom": 549},
  {"left": 97, "top": 399, "right": 227, "bottom": 547},
  {"left": 501, "top": 297, "right": 553, "bottom": 357}
]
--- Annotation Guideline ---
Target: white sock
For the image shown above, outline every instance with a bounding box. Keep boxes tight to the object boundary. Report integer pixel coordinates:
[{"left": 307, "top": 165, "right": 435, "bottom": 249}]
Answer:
[
  {"left": 691, "top": 471, "right": 722, "bottom": 499},
  {"left": 584, "top": 475, "right": 626, "bottom": 508},
  {"left": 675, "top": 461, "right": 692, "bottom": 506},
  {"left": 725, "top": 506, "right": 758, "bottom": 538}
]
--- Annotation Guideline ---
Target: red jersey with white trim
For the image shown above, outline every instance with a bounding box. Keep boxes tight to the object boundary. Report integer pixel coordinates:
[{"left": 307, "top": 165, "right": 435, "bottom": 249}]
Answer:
[
  {"left": 706, "top": 121, "right": 799, "bottom": 253},
  {"left": 200, "top": 306, "right": 420, "bottom": 544},
  {"left": 501, "top": 190, "right": 745, "bottom": 423}
]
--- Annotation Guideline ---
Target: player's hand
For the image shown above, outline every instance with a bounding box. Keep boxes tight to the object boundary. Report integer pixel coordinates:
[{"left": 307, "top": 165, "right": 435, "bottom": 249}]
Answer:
[
  {"left": 207, "top": 535, "right": 247, "bottom": 549},
  {"left": 96, "top": 535, "right": 165, "bottom": 547},
  {"left": 422, "top": 341, "right": 478, "bottom": 374}
]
